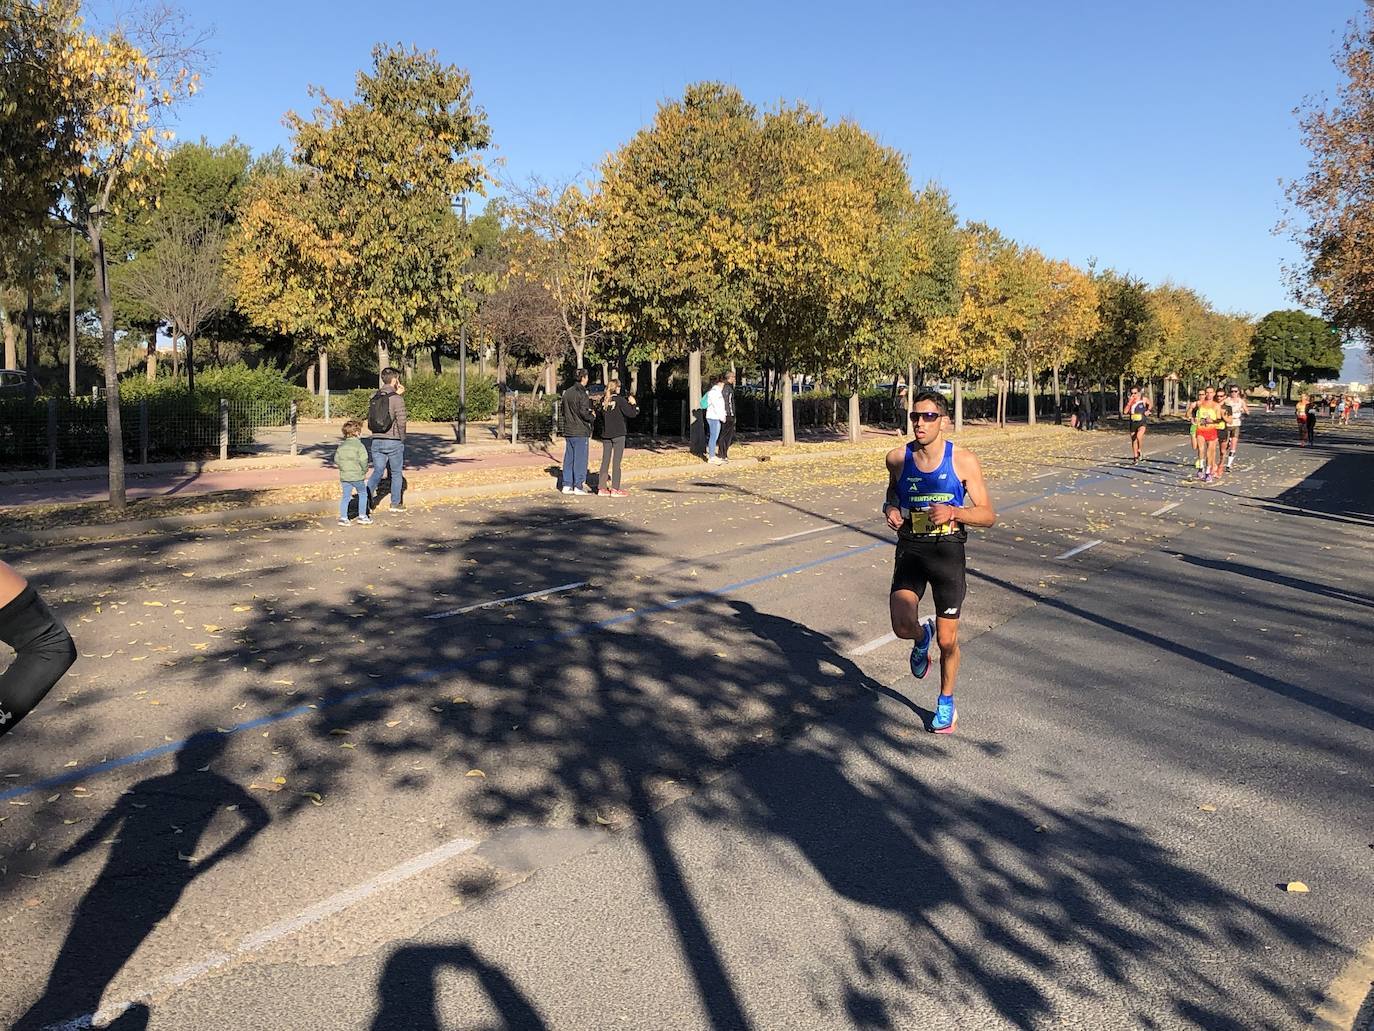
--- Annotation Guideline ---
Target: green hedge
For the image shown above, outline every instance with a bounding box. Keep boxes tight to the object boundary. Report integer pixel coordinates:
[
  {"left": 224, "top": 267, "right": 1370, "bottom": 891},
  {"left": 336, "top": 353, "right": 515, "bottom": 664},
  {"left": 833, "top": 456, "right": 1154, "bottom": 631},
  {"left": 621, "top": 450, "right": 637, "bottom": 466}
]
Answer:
[
  {"left": 119, "top": 363, "right": 296, "bottom": 406},
  {"left": 326, "top": 374, "right": 499, "bottom": 422}
]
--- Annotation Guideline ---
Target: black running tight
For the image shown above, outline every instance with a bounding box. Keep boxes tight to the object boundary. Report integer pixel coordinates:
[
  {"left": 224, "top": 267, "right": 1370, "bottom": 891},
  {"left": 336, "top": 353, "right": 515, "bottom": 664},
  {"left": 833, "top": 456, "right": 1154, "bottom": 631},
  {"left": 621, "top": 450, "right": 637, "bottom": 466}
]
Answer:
[{"left": 0, "top": 586, "right": 77, "bottom": 738}]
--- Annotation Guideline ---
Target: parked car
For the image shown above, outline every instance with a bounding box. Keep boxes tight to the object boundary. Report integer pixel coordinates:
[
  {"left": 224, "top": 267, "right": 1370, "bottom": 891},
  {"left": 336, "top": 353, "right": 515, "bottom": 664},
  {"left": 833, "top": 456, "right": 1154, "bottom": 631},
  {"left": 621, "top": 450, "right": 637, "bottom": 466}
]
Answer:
[{"left": 0, "top": 369, "right": 34, "bottom": 396}]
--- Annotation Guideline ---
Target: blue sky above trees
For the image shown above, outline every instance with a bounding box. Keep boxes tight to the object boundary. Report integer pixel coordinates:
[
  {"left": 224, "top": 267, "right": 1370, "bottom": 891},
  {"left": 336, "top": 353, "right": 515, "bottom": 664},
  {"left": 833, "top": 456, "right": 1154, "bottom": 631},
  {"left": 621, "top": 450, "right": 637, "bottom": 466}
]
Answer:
[{"left": 172, "top": 0, "right": 1369, "bottom": 380}]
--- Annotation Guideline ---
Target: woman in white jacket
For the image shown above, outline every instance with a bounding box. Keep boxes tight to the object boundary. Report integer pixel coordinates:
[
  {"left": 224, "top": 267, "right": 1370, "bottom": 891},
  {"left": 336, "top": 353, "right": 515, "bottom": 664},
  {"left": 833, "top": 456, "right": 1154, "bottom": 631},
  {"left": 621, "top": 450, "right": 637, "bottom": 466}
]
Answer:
[{"left": 704, "top": 375, "right": 728, "bottom": 463}]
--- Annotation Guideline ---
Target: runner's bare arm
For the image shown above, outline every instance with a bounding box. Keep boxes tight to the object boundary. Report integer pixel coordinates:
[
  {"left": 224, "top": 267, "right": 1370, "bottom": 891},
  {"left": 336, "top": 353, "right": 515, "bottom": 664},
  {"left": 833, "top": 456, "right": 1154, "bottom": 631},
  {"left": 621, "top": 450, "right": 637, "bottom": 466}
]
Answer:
[
  {"left": 883, "top": 449, "right": 905, "bottom": 531},
  {"left": 941, "top": 449, "right": 996, "bottom": 528}
]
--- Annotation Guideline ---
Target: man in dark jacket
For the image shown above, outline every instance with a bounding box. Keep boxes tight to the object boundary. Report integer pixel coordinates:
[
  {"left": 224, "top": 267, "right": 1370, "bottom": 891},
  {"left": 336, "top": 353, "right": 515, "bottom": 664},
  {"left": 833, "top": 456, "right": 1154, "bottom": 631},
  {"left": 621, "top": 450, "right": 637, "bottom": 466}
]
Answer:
[
  {"left": 560, "top": 369, "right": 595, "bottom": 494},
  {"left": 718, "top": 369, "right": 738, "bottom": 460},
  {"left": 366, "top": 367, "right": 408, "bottom": 512}
]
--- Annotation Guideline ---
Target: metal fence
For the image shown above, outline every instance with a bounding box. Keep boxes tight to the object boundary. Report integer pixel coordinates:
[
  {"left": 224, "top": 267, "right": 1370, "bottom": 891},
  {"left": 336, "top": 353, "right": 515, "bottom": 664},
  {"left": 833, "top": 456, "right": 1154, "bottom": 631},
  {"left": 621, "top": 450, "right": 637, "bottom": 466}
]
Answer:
[{"left": 0, "top": 396, "right": 297, "bottom": 470}]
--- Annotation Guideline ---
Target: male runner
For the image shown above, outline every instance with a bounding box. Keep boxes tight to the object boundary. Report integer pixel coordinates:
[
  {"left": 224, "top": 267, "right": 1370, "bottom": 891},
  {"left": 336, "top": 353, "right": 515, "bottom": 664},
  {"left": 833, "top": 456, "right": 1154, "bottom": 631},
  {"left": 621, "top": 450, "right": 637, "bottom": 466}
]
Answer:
[
  {"left": 1221, "top": 384, "right": 1249, "bottom": 469},
  {"left": 1122, "top": 386, "right": 1151, "bottom": 464},
  {"left": 884, "top": 390, "right": 997, "bottom": 734}
]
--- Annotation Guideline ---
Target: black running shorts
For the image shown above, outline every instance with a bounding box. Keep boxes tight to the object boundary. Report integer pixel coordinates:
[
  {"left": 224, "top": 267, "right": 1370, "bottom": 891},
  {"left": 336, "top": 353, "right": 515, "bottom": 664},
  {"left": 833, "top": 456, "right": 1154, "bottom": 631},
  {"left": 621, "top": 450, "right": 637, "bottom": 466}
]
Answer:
[{"left": 890, "top": 536, "right": 967, "bottom": 619}]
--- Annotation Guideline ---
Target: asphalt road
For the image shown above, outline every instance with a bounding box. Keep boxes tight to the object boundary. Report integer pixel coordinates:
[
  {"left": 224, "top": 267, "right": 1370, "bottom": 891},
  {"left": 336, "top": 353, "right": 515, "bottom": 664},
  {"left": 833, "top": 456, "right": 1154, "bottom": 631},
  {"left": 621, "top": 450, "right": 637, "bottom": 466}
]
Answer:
[{"left": 2, "top": 413, "right": 1371, "bottom": 1031}]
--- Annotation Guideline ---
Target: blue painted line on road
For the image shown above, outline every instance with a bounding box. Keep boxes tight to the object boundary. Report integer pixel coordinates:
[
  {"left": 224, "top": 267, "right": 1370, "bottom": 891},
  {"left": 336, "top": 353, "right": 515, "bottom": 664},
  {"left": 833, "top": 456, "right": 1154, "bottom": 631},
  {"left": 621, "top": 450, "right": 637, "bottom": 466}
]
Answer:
[{"left": 3, "top": 444, "right": 1186, "bottom": 803}]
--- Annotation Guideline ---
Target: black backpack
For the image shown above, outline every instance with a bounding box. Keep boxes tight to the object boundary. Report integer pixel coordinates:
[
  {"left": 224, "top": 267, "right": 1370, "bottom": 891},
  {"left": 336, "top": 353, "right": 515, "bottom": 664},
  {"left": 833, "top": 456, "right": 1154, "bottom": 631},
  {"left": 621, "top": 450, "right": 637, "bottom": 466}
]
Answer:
[{"left": 367, "top": 390, "right": 393, "bottom": 433}]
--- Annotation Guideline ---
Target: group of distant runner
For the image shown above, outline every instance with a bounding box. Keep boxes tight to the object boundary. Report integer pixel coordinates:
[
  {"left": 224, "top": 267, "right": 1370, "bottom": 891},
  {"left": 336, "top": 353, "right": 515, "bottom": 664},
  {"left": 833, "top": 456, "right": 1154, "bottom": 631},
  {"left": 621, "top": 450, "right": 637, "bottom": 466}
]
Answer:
[{"left": 1183, "top": 384, "right": 1249, "bottom": 482}]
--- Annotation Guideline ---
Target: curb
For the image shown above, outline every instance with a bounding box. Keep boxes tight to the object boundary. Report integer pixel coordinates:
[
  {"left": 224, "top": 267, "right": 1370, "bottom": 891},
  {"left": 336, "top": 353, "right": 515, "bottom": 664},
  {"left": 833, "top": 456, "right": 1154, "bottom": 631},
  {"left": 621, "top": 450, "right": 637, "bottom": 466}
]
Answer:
[{"left": 0, "top": 442, "right": 897, "bottom": 548}]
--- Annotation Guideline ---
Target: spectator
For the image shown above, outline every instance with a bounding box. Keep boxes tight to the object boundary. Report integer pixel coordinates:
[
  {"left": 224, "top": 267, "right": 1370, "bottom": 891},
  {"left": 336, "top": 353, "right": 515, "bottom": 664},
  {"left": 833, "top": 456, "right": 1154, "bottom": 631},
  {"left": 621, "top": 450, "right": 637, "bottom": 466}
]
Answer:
[
  {"left": 560, "top": 368, "right": 595, "bottom": 494},
  {"left": 596, "top": 379, "right": 639, "bottom": 496},
  {"left": 335, "top": 420, "right": 373, "bottom": 526},
  {"left": 718, "top": 369, "right": 738, "bottom": 460},
  {"left": 365, "top": 367, "right": 408, "bottom": 513},
  {"left": 704, "top": 374, "right": 727, "bottom": 464}
]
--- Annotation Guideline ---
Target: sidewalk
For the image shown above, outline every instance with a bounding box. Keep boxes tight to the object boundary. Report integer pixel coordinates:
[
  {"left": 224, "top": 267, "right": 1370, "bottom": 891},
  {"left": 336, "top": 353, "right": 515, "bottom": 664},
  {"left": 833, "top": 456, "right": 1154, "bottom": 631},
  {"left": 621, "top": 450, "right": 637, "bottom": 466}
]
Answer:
[{"left": 2, "top": 424, "right": 906, "bottom": 510}]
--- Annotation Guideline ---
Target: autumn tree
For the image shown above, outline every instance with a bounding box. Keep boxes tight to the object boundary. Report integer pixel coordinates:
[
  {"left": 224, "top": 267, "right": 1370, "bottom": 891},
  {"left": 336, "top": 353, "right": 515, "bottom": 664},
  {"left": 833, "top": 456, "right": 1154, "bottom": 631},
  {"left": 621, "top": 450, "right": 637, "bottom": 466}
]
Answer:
[
  {"left": 10, "top": 0, "right": 205, "bottom": 508},
  {"left": 287, "top": 44, "right": 490, "bottom": 378},
  {"left": 505, "top": 177, "right": 603, "bottom": 369},
  {"left": 1020, "top": 253, "right": 1099, "bottom": 423},
  {"left": 1284, "top": 6, "right": 1374, "bottom": 367},
  {"left": 599, "top": 82, "right": 760, "bottom": 412}
]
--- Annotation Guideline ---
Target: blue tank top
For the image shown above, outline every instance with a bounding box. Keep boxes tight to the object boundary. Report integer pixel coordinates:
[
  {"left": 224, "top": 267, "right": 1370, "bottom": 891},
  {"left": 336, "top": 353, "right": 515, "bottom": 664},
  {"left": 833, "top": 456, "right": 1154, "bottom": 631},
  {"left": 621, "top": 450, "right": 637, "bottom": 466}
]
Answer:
[{"left": 898, "top": 440, "right": 966, "bottom": 538}]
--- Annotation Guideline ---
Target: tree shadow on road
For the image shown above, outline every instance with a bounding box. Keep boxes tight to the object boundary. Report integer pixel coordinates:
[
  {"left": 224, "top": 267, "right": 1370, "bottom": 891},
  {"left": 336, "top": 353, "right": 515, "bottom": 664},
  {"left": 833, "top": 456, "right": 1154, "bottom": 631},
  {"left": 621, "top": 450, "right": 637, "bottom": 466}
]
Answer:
[{"left": 4, "top": 494, "right": 1355, "bottom": 1029}]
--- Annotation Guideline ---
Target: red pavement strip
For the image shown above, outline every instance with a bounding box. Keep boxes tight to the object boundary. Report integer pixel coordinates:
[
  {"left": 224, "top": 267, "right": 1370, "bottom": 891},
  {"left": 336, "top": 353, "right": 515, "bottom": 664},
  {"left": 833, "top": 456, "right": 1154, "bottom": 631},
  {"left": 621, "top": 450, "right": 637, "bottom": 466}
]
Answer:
[{"left": 1, "top": 449, "right": 562, "bottom": 508}]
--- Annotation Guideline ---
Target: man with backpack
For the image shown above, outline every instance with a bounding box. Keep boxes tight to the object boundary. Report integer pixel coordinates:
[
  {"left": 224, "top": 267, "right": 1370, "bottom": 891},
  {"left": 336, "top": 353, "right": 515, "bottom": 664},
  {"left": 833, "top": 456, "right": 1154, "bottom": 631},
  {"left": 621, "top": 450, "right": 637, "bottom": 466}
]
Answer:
[{"left": 366, "top": 367, "right": 408, "bottom": 513}]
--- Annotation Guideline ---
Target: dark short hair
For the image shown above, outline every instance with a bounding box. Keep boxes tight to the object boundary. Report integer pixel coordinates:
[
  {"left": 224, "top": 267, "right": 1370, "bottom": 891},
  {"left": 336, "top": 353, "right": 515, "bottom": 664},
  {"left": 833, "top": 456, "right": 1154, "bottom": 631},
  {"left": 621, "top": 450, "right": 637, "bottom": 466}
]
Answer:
[
  {"left": 380, "top": 367, "right": 401, "bottom": 386},
  {"left": 575, "top": 368, "right": 589, "bottom": 381},
  {"left": 911, "top": 389, "right": 949, "bottom": 416}
]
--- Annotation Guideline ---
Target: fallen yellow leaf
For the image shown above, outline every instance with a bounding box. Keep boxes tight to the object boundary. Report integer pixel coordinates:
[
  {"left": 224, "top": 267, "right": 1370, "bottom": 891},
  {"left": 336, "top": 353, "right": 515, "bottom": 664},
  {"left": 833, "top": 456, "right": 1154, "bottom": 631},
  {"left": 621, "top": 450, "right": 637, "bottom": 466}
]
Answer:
[
  {"left": 272, "top": 776, "right": 286, "bottom": 785},
  {"left": 465, "top": 769, "right": 486, "bottom": 778},
  {"left": 1284, "top": 881, "right": 1310, "bottom": 893},
  {"left": 1198, "top": 804, "right": 1217, "bottom": 813}
]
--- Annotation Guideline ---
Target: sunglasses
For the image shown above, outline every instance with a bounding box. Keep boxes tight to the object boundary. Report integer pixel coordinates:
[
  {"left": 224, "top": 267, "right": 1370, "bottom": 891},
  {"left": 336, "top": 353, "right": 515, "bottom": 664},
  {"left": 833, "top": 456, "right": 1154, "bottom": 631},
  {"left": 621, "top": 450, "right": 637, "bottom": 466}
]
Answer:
[{"left": 910, "top": 411, "right": 944, "bottom": 423}]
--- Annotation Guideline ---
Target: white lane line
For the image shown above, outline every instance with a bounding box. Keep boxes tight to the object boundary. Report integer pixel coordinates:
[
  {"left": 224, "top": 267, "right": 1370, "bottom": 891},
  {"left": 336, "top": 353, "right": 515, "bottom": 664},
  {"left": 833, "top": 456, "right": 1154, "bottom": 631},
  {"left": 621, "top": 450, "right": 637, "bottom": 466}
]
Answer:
[
  {"left": 1055, "top": 539, "right": 1103, "bottom": 560},
  {"left": 850, "top": 631, "right": 898, "bottom": 655},
  {"left": 424, "top": 582, "right": 586, "bottom": 620},
  {"left": 771, "top": 523, "right": 841, "bottom": 541},
  {"left": 1149, "top": 501, "right": 1181, "bottom": 517},
  {"left": 1030, "top": 470, "right": 1059, "bottom": 480},
  {"left": 56, "top": 835, "right": 482, "bottom": 1031}
]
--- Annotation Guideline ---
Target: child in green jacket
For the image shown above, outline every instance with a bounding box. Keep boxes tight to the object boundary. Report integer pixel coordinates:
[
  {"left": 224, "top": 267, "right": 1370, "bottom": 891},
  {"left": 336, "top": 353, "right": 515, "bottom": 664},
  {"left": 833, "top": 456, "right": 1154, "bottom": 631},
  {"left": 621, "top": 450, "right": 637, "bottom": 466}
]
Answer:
[{"left": 335, "top": 420, "right": 372, "bottom": 526}]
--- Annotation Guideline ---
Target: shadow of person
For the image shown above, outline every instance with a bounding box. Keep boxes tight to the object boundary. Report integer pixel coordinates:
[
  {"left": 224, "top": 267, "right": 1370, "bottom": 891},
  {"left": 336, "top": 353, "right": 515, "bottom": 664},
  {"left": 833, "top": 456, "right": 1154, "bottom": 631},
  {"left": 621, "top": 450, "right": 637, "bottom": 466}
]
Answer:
[
  {"left": 372, "top": 943, "right": 548, "bottom": 1031},
  {"left": 15, "top": 733, "right": 269, "bottom": 1031}
]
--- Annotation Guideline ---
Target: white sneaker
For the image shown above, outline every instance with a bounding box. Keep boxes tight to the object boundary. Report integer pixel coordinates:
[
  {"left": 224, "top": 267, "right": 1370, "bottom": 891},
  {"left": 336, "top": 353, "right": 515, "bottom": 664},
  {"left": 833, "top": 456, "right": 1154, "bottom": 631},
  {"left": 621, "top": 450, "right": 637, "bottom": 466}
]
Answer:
[
  {"left": 356, "top": 515, "right": 373, "bottom": 525},
  {"left": 561, "top": 485, "right": 575, "bottom": 494},
  {"left": 572, "top": 487, "right": 589, "bottom": 495},
  {"left": 337, "top": 518, "right": 350, "bottom": 526},
  {"left": 707, "top": 456, "right": 724, "bottom": 465}
]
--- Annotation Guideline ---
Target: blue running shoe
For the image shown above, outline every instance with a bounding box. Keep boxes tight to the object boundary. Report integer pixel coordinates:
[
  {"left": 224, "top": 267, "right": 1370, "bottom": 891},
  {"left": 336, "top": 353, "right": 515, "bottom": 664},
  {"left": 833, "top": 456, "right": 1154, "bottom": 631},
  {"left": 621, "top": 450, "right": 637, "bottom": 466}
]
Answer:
[
  {"left": 931, "top": 694, "right": 957, "bottom": 734},
  {"left": 908, "top": 616, "right": 935, "bottom": 679}
]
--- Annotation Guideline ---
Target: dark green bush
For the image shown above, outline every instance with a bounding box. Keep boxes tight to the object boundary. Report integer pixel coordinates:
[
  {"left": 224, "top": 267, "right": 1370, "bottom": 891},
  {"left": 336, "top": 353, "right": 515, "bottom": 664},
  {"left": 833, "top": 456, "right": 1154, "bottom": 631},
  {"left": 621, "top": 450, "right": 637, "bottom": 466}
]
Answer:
[{"left": 118, "top": 363, "right": 296, "bottom": 407}]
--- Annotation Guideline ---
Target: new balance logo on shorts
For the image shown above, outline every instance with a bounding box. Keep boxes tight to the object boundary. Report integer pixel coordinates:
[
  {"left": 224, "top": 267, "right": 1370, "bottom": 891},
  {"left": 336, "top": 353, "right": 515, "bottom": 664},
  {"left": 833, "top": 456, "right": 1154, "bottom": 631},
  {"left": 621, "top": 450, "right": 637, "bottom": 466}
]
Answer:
[{"left": 943, "top": 608, "right": 958, "bottom": 615}]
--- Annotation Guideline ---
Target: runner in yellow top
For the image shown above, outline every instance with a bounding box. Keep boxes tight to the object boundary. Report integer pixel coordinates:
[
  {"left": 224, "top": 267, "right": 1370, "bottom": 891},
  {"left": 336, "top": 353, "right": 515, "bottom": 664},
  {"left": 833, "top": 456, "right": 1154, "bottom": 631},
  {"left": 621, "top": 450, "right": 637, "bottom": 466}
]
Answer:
[
  {"left": 1194, "top": 386, "right": 1224, "bottom": 482},
  {"left": 1121, "top": 386, "right": 1152, "bottom": 465},
  {"left": 1296, "top": 393, "right": 1310, "bottom": 446}
]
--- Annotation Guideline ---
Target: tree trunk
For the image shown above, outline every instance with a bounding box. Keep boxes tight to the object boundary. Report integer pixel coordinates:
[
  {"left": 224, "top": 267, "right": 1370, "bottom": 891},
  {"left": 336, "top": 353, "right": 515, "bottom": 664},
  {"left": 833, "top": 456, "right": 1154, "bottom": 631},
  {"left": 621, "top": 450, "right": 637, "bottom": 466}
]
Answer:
[
  {"left": 629, "top": 365, "right": 639, "bottom": 396},
  {"left": 954, "top": 376, "right": 964, "bottom": 433},
  {"left": 781, "top": 367, "right": 796, "bottom": 446},
  {"left": 431, "top": 348, "right": 443, "bottom": 375},
  {"left": 688, "top": 347, "right": 702, "bottom": 410},
  {"left": 1052, "top": 362, "right": 1062, "bottom": 422},
  {"left": 477, "top": 346, "right": 485, "bottom": 377},
  {"left": 1027, "top": 360, "right": 1037, "bottom": 426},
  {"left": 1117, "top": 374, "right": 1124, "bottom": 415},
  {"left": 2, "top": 307, "right": 17, "bottom": 370},
  {"left": 378, "top": 341, "right": 389, "bottom": 382},
  {"left": 25, "top": 288, "right": 37, "bottom": 403},
  {"left": 90, "top": 227, "right": 125, "bottom": 510},
  {"left": 306, "top": 362, "right": 315, "bottom": 395},
  {"left": 186, "top": 332, "right": 196, "bottom": 393},
  {"left": 649, "top": 359, "right": 660, "bottom": 396},
  {"left": 848, "top": 391, "right": 861, "bottom": 443},
  {"left": 145, "top": 335, "right": 156, "bottom": 381},
  {"left": 601, "top": 361, "right": 609, "bottom": 386}
]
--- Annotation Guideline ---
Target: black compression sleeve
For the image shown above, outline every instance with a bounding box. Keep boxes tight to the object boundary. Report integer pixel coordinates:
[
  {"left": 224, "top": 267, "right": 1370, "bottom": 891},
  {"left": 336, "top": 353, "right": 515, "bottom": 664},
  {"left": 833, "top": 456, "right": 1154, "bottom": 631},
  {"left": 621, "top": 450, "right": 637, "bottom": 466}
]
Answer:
[{"left": 0, "top": 586, "right": 77, "bottom": 738}]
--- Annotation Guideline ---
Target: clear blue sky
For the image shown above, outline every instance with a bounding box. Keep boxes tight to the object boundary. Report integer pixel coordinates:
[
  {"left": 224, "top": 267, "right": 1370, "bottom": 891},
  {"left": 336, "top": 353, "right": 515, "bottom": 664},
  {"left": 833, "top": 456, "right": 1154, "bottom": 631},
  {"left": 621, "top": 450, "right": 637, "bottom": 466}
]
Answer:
[{"left": 172, "top": 0, "right": 1369, "bottom": 379}]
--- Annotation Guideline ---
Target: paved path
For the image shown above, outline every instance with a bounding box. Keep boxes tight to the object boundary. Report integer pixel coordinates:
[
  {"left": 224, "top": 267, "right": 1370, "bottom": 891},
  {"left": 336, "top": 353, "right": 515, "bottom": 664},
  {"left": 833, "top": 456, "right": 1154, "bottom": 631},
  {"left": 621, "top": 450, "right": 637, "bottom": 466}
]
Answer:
[{"left": 1, "top": 412, "right": 1371, "bottom": 1030}]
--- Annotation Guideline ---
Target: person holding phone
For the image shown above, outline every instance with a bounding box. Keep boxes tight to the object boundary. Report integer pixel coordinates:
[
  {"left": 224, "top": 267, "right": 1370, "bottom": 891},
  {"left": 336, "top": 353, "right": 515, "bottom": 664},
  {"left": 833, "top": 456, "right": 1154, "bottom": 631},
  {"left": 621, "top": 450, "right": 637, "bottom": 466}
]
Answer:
[{"left": 596, "top": 379, "right": 639, "bottom": 496}]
